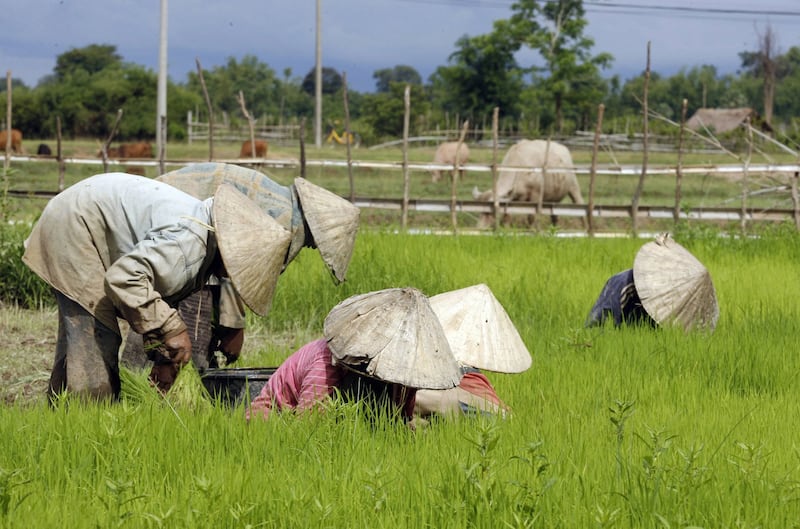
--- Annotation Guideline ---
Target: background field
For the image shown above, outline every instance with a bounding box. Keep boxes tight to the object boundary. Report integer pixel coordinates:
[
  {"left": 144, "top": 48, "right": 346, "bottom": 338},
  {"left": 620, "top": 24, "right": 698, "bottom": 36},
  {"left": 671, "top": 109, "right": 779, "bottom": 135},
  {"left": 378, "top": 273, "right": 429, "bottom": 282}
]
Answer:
[{"left": 1, "top": 226, "right": 800, "bottom": 527}]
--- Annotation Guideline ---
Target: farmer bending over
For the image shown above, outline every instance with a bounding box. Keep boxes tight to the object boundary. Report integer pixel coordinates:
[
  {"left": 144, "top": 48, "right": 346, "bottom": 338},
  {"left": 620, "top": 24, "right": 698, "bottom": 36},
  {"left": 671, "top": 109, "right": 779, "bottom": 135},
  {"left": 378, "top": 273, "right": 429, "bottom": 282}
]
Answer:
[{"left": 23, "top": 173, "right": 291, "bottom": 400}]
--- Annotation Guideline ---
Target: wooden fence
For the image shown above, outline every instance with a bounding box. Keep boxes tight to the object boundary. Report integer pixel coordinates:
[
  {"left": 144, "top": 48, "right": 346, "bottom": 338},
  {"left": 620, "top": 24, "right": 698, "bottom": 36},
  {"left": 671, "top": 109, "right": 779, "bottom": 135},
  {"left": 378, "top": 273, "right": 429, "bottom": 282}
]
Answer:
[{"left": 186, "top": 111, "right": 301, "bottom": 145}]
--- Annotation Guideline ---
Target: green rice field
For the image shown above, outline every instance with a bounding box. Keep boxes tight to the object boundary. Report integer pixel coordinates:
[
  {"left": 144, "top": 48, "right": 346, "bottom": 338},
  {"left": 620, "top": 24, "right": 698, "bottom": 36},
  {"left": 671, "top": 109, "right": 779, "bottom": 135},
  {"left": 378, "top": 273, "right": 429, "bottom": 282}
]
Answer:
[{"left": 2, "top": 226, "right": 800, "bottom": 528}]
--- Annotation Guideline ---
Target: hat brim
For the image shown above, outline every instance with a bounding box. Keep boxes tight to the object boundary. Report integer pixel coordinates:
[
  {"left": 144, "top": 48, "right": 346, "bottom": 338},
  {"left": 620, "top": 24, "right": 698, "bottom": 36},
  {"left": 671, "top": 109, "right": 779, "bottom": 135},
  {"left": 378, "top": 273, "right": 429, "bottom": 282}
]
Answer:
[
  {"left": 294, "top": 178, "right": 360, "bottom": 283},
  {"left": 212, "top": 183, "right": 291, "bottom": 316},
  {"left": 633, "top": 234, "right": 719, "bottom": 331},
  {"left": 324, "top": 287, "right": 462, "bottom": 389},
  {"left": 430, "top": 284, "right": 532, "bottom": 373}
]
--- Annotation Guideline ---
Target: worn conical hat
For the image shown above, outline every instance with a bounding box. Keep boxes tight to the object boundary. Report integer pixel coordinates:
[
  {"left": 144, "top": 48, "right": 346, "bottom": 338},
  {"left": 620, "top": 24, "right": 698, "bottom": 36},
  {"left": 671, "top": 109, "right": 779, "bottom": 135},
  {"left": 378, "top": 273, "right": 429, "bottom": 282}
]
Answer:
[
  {"left": 323, "top": 287, "right": 462, "bottom": 389},
  {"left": 159, "top": 163, "right": 296, "bottom": 228},
  {"left": 633, "top": 233, "right": 719, "bottom": 332},
  {"left": 294, "top": 177, "right": 360, "bottom": 284},
  {"left": 429, "top": 284, "right": 532, "bottom": 373},
  {"left": 212, "top": 184, "right": 291, "bottom": 316}
]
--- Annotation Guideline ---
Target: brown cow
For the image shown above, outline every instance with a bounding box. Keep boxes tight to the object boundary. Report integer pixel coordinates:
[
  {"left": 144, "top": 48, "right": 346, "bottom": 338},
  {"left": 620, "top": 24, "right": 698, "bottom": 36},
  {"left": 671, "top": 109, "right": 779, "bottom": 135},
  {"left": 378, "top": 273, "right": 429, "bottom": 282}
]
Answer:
[
  {"left": 240, "top": 139, "right": 268, "bottom": 158},
  {"left": 0, "top": 129, "right": 24, "bottom": 154},
  {"left": 98, "top": 142, "right": 153, "bottom": 159}
]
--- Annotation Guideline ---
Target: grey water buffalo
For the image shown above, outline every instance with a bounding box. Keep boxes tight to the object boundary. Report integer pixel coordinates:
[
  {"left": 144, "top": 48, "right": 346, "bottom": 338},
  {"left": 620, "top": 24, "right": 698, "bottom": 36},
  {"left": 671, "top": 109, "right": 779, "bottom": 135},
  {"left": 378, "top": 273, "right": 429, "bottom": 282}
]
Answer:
[
  {"left": 431, "top": 141, "right": 470, "bottom": 182},
  {"left": 472, "top": 139, "right": 583, "bottom": 227}
]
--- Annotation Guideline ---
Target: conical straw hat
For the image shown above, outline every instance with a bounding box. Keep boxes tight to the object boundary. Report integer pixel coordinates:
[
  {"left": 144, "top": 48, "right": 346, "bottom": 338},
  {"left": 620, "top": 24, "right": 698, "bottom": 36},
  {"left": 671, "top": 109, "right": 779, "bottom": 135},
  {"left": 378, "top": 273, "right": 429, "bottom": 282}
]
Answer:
[
  {"left": 212, "top": 183, "right": 291, "bottom": 316},
  {"left": 159, "top": 163, "right": 296, "bottom": 229},
  {"left": 323, "top": 287, "right": 462, "bottom": 389},
  {"left": 294, "top": 177, "right": 360, "bottom": 284},
  {"left": 429, "top": 284, "right": 532, "bottom": 373},
  {"left": 633, "top": 233, "right": 719, "bottom": 332}
]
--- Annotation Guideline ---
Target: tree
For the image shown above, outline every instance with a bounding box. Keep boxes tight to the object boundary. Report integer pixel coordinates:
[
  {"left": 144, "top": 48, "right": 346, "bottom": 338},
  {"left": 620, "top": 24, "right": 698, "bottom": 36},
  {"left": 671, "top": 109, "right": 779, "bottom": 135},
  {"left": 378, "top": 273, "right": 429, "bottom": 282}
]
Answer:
[
  {"left": 301, "top": 67, "right": 343, "bottom": 96},
  {"left": 739, "top": 24, "right": 780, "bottom": 127},
  {"left": 429, "top": 29, "right": 524, "bottom": 121},
  {"left": 373, "top": 65, "right": 422, "bottom": 93},
  {"left": 361, "top": 83, "right": 429, "bottom": 139},
  {"left": 54, "top": 44, "right": 122, "bottom": 80},
  {"left": 507, "top": 0, "right": 612, "bottom": 133},
  {"left": 186, "top": 55, "right": 282, "bottom": 121}
]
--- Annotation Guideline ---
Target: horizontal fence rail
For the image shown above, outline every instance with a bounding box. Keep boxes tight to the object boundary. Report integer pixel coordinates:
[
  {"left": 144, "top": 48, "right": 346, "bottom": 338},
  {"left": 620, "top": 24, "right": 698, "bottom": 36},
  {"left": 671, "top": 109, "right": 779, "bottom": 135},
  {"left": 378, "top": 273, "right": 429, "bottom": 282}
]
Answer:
[{"left": 5, "top": 154, "right": 800, "bottom": 231}]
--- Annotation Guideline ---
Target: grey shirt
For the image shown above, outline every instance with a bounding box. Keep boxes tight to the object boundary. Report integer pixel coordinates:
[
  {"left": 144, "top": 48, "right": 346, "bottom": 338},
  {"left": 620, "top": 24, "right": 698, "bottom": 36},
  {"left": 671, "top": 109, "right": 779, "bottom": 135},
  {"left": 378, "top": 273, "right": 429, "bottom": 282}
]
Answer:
[{"left": 23, "top": 173, "right": 218, "bottom": 338}]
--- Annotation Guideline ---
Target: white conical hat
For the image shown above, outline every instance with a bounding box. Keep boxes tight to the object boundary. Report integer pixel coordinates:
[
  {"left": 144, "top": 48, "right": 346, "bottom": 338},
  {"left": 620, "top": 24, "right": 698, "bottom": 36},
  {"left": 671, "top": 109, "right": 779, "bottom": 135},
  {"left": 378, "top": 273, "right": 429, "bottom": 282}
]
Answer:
[
  {"left": 212, "top": 183, "right": 291, "bottom": 316},
  {"left": 633, "top": 233, "right": 719, "bottom": 332},
  {"left": 429, "top": 284, "right": 532, "bottom": 373},
  {"left": 323, "top": 287, "right": 462, "bottom": 389},
  {"left": 294, "top": 177, "right": 360, "bottom": 284}
]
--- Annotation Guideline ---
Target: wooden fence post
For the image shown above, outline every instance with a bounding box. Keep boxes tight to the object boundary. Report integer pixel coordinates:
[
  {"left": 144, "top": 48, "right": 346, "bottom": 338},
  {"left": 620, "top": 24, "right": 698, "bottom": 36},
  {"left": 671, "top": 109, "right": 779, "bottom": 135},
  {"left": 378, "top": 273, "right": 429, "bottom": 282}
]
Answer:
[
  {"left": 195, "top": 57, "right": 214, "bottom": 161},
  {"left": 491, "top": 107, "right": 500, "bottom": 232},
  {"left": 342, "top": 72, "right": 354, "bottom": 202},
  {"left": 741, "top": 116, "right": 753, "bottom": 233},
  {"left": 56, "top": 116, "right": 65, "bottom": 191},
  {"left": 4, "top": 71, "right": 11, "bottom": 172},
  {"left": 631, "top": 41, "right": 651, "bottom": 237},
  {"left": 451, "top": 120, "right": 469, "bottom": 233},
  {"left": 100, "top": 109, "right": 124, "bottom": 173},
  {"left": 401, "top": 85, "right": 411, "bottom": 231},
  {"left": 674, "top": 99, "right": 688, "bottom": 225},
  {"left": 237, "top": 90, "right": 257, "bottom": 162},
  {"left": 588, "top": 103, "right": 605, "bottom": 236},
  {"left": 299, "top": 117, "right": 306, "bottom": 179},
  {"left": 792, "top": 171, "right": 800, "bottom": 231}
]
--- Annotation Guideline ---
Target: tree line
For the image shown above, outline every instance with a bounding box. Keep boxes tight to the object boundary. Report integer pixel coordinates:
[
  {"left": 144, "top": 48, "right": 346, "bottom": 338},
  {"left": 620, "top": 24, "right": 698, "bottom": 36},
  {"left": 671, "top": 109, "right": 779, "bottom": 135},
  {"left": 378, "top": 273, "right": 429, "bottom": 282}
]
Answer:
[{"left": 2, "top": 0, "right": 797, "bottom": 146}]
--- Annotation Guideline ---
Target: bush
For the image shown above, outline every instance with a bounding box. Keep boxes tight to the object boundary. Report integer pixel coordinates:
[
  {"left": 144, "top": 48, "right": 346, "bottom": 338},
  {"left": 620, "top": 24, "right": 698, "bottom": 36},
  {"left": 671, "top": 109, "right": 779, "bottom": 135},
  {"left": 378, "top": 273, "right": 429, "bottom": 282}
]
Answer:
[{"left": 0, "top": 221, "right": 52, "bottom": 309}]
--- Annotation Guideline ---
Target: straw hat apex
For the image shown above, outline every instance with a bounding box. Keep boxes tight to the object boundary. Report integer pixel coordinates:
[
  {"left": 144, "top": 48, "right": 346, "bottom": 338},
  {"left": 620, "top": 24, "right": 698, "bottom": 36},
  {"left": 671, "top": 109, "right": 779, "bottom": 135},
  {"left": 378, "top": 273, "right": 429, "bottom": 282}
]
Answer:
[
  {"left": 294, "top": 177, "right": 360, "bottom": 284},
  {"left": 323, "top": 287, "right": 462, "bottom": 389},
  {"left": 212, "top": 183, "right": 292, "bottom": 316}
]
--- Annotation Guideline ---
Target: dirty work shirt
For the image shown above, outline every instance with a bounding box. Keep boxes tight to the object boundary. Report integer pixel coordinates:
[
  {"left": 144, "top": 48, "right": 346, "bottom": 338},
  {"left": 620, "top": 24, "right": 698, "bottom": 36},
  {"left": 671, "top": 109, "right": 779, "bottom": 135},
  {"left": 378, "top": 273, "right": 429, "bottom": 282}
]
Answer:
[
  {"left": 584, "top": 269, "right": 653, "bottom": 327},
  {"left": 247, "top": 339, "right": 346, "bottom": 420},
  {"left": 23, "top": 173, "right": 217, "bottom": 338}
]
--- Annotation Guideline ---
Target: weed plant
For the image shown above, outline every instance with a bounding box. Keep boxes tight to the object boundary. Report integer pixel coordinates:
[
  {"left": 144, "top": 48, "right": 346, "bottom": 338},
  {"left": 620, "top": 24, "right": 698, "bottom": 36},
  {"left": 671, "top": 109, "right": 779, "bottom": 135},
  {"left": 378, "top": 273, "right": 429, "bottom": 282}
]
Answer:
[{"left": 2, "top": 220, "right": 800, "bottom": 527}]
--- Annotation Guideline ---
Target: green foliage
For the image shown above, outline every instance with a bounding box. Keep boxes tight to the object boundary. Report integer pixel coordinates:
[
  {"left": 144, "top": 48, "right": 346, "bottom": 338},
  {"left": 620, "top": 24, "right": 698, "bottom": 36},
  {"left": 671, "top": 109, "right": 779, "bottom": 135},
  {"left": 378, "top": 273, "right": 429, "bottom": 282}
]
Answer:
[
  {"left": 372, "top": 65, "right": 422, "bottom": 93},
  {"left": 361, "top": 83, "right": 430, "bottom": 139},
  {"left": 4, "top": 231, "right": 800, "bottom": 526}
]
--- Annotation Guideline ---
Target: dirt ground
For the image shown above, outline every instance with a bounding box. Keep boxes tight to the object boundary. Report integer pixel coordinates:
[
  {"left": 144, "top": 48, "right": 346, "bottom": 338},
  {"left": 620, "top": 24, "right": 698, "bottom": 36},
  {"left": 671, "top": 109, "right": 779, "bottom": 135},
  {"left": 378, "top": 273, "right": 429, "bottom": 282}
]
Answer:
[{"left": 0, "top": 304, "right": 57, "bottom": 406}]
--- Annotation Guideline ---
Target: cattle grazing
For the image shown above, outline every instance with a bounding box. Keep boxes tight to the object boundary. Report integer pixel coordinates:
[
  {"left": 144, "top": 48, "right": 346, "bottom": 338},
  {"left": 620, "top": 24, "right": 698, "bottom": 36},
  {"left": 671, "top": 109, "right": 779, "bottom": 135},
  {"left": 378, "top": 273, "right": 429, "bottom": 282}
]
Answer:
[
  {"left": 431, "top": 141, "right": 470, "bottom": 183},
  {"left": 473, "top": 139, "right": 584, "bottom": 228},
  {"left": 240, "top": 139, "right": 268, "bottom": 158},
  {"left": 98, "top": 142, "right": 154, "bottom": 159},
  {"left": 37, "top": 143, "right": 52, "bottom": 156},
  {"left": 0, "top": 129, "right": 24, "bottom": 154}
]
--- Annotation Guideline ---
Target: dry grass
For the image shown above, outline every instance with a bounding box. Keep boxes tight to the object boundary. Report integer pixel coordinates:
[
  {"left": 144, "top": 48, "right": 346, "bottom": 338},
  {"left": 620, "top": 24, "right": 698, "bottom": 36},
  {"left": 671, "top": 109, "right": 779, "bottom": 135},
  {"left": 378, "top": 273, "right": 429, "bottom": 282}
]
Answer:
[{"left": 0, "top": 304, "right": 56, "bottom": 405}]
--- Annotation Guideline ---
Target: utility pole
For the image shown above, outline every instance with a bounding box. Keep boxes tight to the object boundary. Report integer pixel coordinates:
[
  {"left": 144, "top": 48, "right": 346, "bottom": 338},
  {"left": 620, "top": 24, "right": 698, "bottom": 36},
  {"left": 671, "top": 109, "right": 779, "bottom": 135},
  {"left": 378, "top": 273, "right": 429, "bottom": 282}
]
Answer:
[
  {"left": 314, "top": 0, "right": 322, "bottom": 148},
  {"left": 156, "top": 0, "right": 168, "bottom": 157}
]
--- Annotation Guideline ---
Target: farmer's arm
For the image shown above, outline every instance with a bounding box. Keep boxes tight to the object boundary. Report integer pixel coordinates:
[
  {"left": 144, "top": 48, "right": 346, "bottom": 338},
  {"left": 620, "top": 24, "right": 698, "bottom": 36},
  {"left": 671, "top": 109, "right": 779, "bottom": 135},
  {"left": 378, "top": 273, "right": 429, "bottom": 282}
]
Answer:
[
  {"left": 105, "top": 229, "right": 208, "bottom": 349},
  {"left": 214, "top": 278, "right": 246, "bottom": 362}
]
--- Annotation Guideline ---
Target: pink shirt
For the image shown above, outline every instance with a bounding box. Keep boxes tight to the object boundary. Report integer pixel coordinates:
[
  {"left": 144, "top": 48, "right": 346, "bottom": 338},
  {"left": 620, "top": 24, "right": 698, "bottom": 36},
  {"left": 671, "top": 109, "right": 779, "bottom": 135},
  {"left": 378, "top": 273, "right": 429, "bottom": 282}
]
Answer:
[{"left": 247, "top": 339, "right": 346, "bottom": 420}]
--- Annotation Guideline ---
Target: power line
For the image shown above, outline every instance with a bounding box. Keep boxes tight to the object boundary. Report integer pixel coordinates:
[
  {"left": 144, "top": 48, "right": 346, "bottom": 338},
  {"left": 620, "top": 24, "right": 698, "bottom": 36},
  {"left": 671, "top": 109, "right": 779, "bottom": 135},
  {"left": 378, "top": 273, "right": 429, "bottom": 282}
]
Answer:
[{"left": 392, "top": 0, "right": 800, "bottom": 19}]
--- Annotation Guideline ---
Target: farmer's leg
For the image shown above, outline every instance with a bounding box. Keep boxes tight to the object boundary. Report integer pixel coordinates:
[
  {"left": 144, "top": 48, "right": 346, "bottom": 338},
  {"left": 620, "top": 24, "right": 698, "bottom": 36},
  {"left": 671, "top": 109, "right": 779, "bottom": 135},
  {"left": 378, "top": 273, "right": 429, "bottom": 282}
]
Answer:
[{"left": 51, "top": 291, "right": 121, "bottom": 401}]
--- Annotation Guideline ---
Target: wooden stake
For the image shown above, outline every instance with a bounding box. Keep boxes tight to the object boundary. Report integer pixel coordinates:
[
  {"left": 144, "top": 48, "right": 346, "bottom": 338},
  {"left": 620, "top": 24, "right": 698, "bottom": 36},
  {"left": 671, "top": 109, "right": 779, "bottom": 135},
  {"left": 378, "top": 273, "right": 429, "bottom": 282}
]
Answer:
[
  {"left": 674, "top": 99, "right": 687, "bottom": 225},
  {"left": 588, "top": 103, "right": 605, "bottom": 236},
  {"left": 491, "top": 107, "right": 500, "bottom": 232},
  {"left": 342, "top": 72, "right": 354, "bottom": 202},
  {"left": 195, "top": 58, "right": 214, "bottom": 161},
  {"left": 631, "top": 41, "right": 651, "bottom": 236},
  {"left": 451, "top": 120, "right": 469, "bottom": 233},
  {"left": 401, "top": 85, "right": 411, "bottom": 231}
]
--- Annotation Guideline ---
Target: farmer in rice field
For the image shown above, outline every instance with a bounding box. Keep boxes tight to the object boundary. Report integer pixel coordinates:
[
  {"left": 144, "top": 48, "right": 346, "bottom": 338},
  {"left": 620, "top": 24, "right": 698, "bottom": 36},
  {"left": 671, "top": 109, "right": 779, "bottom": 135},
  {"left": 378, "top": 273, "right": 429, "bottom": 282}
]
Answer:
[
  {"left": 22, "top": 172, "right": 292, "bottom": 401},
  {"left": 120, "top": 163, "right": 360, "bottom": 391},
  {"left": 585, "top": 233, "right": 719, "bottom": 332},
  {"left": 247, "top": 284, "right": 532, "bottom": 428}
]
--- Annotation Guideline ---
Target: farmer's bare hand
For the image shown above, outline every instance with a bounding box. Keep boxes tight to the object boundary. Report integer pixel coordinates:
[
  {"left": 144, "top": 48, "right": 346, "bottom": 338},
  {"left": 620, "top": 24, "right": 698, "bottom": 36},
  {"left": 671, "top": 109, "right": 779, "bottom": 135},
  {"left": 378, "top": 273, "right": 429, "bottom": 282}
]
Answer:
[
  {"left": 163, "top": 330, "right": 192, "bottom": 366},
  {"left": 216, "top": 327, "right": 244, "bottom": 364}
]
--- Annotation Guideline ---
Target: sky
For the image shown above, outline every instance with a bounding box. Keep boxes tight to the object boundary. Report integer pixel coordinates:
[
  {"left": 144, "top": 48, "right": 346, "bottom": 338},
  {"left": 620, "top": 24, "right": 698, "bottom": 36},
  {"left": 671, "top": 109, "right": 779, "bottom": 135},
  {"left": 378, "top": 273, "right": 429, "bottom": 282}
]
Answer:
[{"left": 2, "top": 0, "right": 800, "bottom": 94}]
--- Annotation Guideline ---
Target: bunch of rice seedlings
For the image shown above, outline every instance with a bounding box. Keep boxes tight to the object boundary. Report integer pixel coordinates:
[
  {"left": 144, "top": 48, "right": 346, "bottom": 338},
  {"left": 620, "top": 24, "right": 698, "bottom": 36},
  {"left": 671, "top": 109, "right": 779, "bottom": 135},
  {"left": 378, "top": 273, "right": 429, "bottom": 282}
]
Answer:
[
  {"left": 119, "top": 366, "right": 162, "bottom": 405},
  {"left": 166, "top": 362, "right": 211, "bottom": 411}
]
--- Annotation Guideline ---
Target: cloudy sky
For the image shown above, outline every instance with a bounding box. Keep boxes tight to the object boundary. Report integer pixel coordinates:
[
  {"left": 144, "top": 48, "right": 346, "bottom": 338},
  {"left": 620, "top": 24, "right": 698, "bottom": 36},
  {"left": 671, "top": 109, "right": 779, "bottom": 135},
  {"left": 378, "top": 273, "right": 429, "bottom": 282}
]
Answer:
[{"left": 2, "top": 1, "right": 799, "bottom": 93}]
